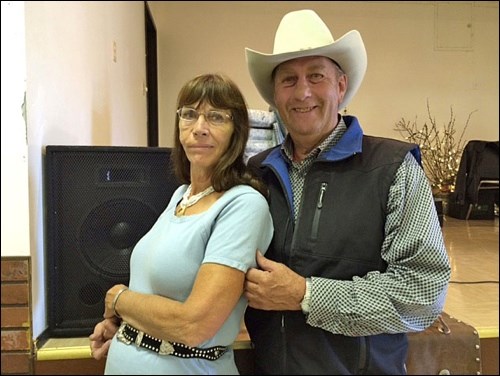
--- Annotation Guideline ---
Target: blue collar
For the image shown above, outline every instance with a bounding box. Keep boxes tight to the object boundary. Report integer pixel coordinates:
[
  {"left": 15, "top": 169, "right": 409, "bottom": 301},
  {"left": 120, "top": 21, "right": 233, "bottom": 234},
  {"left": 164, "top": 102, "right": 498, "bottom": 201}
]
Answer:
[{"left": 264, "top": 115, "right": 364, "bottom": 166}]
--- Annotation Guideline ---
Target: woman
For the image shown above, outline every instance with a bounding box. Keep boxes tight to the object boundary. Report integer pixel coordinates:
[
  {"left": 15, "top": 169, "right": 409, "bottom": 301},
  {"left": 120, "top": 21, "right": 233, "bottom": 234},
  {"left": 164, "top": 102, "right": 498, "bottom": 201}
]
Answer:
[{"left": 90, "top": 73, "right": 273, "bottom": 374}]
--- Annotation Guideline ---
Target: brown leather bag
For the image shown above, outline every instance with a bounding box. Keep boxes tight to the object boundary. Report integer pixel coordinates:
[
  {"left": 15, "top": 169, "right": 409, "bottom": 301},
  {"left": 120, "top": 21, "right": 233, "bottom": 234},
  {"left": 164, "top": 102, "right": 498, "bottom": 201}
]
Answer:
[{"left": 406, "top": 312, "right": 482, "bottom": 375}]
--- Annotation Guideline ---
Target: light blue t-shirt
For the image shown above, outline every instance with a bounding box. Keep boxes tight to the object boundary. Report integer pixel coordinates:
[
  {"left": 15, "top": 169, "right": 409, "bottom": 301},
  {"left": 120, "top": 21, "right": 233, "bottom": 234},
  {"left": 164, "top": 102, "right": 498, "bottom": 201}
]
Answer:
[{"left": 105, "top": 184, "right": 273, "bottom": 375}]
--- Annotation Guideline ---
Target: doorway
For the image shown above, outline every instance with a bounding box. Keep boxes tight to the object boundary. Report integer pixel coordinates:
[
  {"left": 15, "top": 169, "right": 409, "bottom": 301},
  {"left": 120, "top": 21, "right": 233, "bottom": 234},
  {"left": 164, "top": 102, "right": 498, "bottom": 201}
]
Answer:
[{"left": 145, "top": 1, "right": 158, "bottom": 146}]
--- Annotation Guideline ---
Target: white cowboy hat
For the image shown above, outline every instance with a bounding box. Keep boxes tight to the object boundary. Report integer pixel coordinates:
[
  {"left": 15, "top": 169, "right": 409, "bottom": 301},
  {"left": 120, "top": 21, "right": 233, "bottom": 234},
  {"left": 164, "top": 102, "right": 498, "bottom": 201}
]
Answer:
[{"left": 245, "top": 9, "right": 367, "bottom": 110}]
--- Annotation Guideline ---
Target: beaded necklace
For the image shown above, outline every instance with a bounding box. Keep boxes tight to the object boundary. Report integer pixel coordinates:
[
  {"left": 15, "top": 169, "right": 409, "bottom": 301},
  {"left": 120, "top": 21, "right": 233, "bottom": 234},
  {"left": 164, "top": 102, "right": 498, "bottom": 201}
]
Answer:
[{"left": 177, "top": 185, "right": 214, "bottom": 216}]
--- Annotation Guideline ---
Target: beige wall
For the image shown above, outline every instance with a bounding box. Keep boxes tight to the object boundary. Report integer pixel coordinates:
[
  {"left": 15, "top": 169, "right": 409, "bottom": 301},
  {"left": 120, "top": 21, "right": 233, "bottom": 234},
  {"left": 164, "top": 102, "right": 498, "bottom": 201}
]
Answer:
[
  {"left": 149, "top": 1, "right": 499, "bottom": 147},
  {"left": 1, "top": 2, "right": 30, "bottom": 257},
  {"left": 22, "top": 1, "right": 147, "bottom": 338}
]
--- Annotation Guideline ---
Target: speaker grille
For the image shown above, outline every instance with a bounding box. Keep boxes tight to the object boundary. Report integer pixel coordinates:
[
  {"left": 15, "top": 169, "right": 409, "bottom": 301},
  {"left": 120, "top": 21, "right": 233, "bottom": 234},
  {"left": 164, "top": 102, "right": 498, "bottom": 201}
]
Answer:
[
  {"left": 44, "top": 145, "right": 179, "bottom": 337},
  {"left": 80, "top": 198, "right": 156, "bottom": 278}
]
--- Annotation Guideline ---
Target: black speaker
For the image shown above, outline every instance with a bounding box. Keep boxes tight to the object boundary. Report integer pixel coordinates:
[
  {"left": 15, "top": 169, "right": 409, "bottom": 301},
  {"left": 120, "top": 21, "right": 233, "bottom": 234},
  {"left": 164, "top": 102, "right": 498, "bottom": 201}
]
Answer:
[{"left": 44, "top": 145, "right": 179, "bottom": 337}]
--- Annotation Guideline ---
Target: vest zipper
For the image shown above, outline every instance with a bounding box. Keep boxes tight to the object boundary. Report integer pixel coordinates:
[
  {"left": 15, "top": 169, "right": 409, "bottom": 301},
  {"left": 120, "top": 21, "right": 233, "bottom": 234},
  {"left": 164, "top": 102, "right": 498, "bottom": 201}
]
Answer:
[
  {"left": 281, "top": 314, "right": 287, "bottom": 373},
  {"left": 358, "top": 336, "right": 368, "bottom": 373},
  {"left": 311, "top": 182, "right": 328, "bottom": 240}
]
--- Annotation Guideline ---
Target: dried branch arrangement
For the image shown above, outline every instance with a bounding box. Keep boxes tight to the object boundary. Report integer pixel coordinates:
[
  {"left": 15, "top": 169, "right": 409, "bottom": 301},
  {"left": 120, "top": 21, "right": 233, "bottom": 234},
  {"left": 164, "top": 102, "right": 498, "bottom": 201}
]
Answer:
[{"left": 394, "top": 101, "right": 477, "bottom": 193}]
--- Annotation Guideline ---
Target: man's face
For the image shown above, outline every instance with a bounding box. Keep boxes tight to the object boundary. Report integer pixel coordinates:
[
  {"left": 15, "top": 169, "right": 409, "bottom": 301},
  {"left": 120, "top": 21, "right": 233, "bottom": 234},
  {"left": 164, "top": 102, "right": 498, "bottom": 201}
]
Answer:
[{"left": 273, "top": 56, "right": 347, "bottom": 142}]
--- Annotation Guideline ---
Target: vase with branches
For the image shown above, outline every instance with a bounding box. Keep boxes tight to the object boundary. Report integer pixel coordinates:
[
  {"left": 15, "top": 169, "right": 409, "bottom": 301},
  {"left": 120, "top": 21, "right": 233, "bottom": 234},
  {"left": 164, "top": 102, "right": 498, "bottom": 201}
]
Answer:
[{"left": 394, "top": 101, "right": 477, "bottom": 195}]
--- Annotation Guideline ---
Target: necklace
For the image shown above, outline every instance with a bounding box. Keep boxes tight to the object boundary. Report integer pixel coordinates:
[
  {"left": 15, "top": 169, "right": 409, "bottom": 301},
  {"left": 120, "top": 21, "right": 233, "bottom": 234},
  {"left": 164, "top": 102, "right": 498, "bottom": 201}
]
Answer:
[{"left": 177, "top": 184, "right": 214, "bottom": 216}]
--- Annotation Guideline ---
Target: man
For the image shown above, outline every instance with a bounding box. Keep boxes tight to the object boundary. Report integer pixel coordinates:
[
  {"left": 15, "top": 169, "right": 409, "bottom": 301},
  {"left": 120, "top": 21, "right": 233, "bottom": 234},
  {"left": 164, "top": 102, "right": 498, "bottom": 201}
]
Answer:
[{"left": 243, "top": 9, "right": 451, "bottom": 375}]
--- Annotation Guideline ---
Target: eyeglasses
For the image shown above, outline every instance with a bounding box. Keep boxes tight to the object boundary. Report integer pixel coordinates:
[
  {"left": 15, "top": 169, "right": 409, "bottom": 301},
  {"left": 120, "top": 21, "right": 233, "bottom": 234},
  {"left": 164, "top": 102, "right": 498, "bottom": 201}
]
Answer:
[{"left": 177, "top": 107, "right": 233, "bottom": 126}]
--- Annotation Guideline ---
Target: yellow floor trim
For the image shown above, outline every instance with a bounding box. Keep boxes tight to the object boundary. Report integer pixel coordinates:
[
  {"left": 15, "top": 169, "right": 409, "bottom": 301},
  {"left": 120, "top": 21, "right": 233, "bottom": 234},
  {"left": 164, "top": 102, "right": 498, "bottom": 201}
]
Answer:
[
  {"left": 477, "top": 326, "right": 499, "bottom": 339},
  {"left": 36, "top": 337, "right": 92, "bottom": 361}
]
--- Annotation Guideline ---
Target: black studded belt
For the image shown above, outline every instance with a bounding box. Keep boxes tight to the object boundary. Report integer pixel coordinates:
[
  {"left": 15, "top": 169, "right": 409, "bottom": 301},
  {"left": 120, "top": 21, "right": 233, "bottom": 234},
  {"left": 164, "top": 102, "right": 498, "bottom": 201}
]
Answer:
[{"left": 116, "top": 322, "right": 228, "bottom": 361}]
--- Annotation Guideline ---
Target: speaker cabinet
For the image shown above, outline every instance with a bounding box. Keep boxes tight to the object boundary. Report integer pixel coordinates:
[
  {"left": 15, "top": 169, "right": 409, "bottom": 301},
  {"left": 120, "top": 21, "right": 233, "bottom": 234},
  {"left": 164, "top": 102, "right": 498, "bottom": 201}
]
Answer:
[{"left": 44, "top": 145, "right": 179, "bottom": 337}]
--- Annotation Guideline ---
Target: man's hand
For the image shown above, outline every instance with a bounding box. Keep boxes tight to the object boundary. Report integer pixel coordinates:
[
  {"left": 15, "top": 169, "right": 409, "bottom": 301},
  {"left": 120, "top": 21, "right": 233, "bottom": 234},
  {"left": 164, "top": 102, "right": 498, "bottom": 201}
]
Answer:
[
  {"left": 89, "top": 317, "right": 119, "bottom": 360},
  {"left": 244, "top": 251, "right": 306, "bottom": 311}
]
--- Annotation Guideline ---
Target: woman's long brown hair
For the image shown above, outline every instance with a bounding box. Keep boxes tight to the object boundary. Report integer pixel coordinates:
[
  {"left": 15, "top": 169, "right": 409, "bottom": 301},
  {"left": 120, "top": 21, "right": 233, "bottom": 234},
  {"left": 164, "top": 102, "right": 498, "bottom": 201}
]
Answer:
[{"left": 171, "top": 73, "right": 267, "bottom": 196}]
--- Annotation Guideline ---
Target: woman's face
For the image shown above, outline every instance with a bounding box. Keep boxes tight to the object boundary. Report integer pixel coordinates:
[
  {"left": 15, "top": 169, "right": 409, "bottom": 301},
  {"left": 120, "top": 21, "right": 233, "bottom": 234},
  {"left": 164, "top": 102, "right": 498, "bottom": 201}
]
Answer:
[{"left": 178, "top": 102, "right": 234, "bottom": 174}]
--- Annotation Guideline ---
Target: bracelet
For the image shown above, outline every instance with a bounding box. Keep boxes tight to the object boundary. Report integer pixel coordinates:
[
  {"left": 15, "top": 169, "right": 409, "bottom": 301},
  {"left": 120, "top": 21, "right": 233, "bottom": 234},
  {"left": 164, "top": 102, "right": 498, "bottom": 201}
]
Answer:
[{"left": 112, "top": 287, "right": 128, "bottom": 319}]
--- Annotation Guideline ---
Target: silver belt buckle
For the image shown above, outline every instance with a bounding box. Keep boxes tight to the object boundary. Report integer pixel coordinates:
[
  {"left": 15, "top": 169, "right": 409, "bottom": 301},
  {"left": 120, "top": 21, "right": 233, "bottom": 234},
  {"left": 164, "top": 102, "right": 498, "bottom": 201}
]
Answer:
[
  {"left": 159, "top": 341, "right": 175, "bottom": 355},
  {"left": 116, "top": 322, "right": 132, "bottom": 345},
  {"left": 116, "top": 322, "right": 174, "bottom": 356},
  {"left": 135, "top": 330, "right": 144, "bottom": 347}
]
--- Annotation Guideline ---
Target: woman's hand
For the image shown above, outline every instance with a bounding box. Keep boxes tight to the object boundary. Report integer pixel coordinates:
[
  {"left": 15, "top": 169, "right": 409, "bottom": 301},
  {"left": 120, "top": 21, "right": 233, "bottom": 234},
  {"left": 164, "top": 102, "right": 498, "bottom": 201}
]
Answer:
[{"left": 89, "top": 317, "right": 119, "bottom": 360}]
